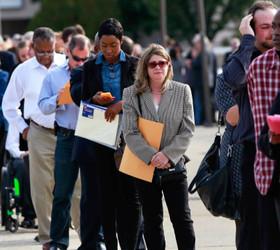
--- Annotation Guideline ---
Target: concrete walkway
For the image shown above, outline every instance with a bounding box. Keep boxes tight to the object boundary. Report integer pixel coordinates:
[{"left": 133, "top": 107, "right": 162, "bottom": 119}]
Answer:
[{"left": 0, "top": 126, "right": 236, "bottom": 249}]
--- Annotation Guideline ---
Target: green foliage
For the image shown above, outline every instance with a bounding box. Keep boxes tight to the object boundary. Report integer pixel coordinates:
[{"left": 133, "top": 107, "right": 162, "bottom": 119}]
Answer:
[
  {"left": 29, "top": 0, "right": 258, "bottom": 42},
  {"left": 29, "top": 0, "right": 120, "bottom": 39}
]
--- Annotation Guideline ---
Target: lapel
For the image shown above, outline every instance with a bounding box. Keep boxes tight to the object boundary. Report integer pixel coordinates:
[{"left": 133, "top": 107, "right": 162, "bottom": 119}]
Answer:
[
  {"left": 157, "top": 81, "right": 174, "bottom": 119},
  {"left": 141, "top": 90, "right": 159, "bottom": 121},
  {"left": 93, "top": 62, "right": 103, "bottom": 92},
  {"left": 141, "top": 80, "right": 174, "bottom": 121},
  {"left": 120, "top": 60, "right": 129, "bottom": 92}
]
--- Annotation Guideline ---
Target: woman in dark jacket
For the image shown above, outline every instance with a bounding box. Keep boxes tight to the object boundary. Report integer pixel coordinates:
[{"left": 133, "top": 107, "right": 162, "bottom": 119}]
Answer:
[{"left": 71, "top": 18, "right": 141, "bottom": 250}]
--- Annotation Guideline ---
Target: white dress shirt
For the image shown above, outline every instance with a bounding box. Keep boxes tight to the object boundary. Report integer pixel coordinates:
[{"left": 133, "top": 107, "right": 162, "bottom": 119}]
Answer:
[
  {"left": 5, "top": 123, "right": 25, "bottom": 158},
  {"left": 2, "top": 54, "right": 66, "bottom": 133}
]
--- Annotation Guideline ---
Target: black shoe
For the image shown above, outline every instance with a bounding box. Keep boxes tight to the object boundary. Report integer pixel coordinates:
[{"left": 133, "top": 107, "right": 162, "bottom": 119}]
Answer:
[
  {"left": 20, "top": 218, "right": 38, "bottom": 229},
  {"left": 34, "top": 235, "right": 40, "bottom": 242},
  {"left": 50, "top": 246, "right": 66, "bottom": 250},
  {"left": 96, "top": 242, "right": 106, "bottom": 250}
]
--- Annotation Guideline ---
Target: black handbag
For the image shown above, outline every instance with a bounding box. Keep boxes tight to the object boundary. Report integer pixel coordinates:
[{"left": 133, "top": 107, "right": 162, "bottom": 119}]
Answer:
[
  {"left": 188, "top": 116, "right": 239, "bottom": 220},
  {"left": 154, "top": 155, "right": 189, "bottom": 185}
]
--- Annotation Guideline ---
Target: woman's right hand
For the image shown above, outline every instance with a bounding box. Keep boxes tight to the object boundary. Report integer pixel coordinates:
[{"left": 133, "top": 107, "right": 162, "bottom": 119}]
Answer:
[{"left": 151, "top": 152, "right": 170, "bottom": 169}]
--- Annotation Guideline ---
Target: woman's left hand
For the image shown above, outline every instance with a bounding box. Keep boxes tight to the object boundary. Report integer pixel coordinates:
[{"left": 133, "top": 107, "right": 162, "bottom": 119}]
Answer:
[
  {"left": 105, "top": 101, "right": 123, "bottom": 122},
  {"left": 151, "top": 152, "right": 170, "bottom": 169}
]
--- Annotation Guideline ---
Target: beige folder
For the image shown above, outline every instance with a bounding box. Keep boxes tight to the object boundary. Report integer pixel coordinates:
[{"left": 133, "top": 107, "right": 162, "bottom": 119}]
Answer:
[
  {"left": 58, "top": 81, "right": 73, "bottom": 105},
  {"left": 119, "top": 118, "right": 164, "bottom": 182}
]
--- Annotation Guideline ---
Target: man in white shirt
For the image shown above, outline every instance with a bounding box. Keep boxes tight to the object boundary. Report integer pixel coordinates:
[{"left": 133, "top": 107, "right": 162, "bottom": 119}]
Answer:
[{"left": 2, "top": 27, "right": 65, "bottom": 250}]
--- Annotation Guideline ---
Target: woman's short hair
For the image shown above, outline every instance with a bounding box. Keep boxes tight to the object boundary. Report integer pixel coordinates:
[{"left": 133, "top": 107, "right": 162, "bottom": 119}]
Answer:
[
  {"left": 98, "top": 18, "right": 123, "bottom": 41},
  {"left": 135, "top": 43, "right": 173, "bottom": 94}
]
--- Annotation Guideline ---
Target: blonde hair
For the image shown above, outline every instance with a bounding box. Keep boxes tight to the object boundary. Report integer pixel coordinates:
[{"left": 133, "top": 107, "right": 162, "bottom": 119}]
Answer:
[{"left": 135, "top": 43, "right": 173, "bottom": 94}]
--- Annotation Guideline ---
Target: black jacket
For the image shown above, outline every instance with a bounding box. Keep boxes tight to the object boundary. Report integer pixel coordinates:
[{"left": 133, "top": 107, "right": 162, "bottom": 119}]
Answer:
[
  {"left": 70, "top": 53, "right": 138, "bottom": 163},
  {"left": 258, "top": 92, "right": 280, "bottom": 161}
]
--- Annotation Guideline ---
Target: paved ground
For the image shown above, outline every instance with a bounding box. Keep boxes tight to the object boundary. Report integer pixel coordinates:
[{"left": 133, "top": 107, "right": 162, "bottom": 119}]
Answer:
[{"left": 0, "top": 126, "right": 236, "bottom": 249}]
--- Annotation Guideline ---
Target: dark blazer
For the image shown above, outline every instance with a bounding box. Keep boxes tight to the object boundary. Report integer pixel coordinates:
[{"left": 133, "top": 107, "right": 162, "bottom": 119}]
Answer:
[
  {"left": 258, "top": 92, "right": 280, "bottom": 161},
  {"left": 82, "top": 54, "right": 138, "bottom": 102},
  {"left": 70, "top": 53, "right": 138, "bottom": 163}
]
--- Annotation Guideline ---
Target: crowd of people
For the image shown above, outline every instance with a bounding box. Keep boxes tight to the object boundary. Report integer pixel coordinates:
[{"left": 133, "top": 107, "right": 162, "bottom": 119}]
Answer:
[{"left": 0, "top": 1, "right": 280, "bottom": 250}]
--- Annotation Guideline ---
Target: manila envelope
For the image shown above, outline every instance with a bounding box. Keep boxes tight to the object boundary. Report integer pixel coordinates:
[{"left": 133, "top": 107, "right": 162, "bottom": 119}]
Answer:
[
  {"left": 58, "top": 81, "right": 73, "bottom": 105},
  {"left": 119, "top": 117, "right": 164, "bottom": 182}
]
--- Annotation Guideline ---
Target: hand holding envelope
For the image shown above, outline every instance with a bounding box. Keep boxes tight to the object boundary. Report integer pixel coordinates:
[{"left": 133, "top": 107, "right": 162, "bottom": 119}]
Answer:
[
  {"left": 58, "top": 81, "right": 73, "bottom": 105},
  {"left": 119, "top": 118, "right": 164, "bottom": 182}
]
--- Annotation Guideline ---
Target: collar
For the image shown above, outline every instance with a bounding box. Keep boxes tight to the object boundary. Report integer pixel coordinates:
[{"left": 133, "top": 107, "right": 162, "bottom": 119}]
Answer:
[
  {"left": 95, "top": 50, "right": 126, "bottom": 65},
  {"left": 31, "top": 53, "right": 66, "bottom": 69},
  {"left": 267, "top": 48, "right": 280, "bottom": 70}
]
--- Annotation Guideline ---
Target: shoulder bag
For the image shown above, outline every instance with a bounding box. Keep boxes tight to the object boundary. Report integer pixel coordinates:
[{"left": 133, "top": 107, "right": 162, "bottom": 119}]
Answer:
[{"left": 188, "top": 114, "right": 240, "bottom": 220}]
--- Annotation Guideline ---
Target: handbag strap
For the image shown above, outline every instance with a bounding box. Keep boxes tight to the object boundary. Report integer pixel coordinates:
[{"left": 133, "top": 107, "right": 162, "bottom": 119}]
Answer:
[{"left": 137, "top": 94, "right": 142, "bottom": 116}]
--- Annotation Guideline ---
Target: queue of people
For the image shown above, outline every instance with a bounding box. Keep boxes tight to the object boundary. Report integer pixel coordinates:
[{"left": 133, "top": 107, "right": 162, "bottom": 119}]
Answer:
[{"left": 2, "top": 1, "right": 280, "bottom": 249}]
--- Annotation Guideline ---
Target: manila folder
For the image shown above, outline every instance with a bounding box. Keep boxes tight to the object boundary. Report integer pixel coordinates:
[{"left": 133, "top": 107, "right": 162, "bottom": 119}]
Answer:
[
  {"left": 119, "top": 117, "right": 164, "bottom": 182},
  {"left": 58, "top": 81, "right": 73, "bottom": 105}
]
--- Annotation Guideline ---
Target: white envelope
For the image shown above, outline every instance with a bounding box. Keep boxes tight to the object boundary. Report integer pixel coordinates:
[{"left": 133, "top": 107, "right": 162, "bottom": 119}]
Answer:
[{"left": 75, "top": 102, "right": 121, "bottom": 149}]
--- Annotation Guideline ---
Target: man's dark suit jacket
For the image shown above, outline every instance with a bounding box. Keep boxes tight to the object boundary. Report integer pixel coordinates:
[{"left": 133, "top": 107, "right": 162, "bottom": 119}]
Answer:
[{"left": 70, "top": 54, "right": 138, "bottom": 164}]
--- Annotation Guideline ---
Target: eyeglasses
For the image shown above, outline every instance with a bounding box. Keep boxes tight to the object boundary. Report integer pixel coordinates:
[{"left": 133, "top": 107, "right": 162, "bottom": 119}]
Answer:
[
  {"left": 36, "top": 51, "right": 54, "bottom": 57},
  {"left": 148, "top": 60, "right": 169, "bottom": 69},
  {"left": 70, "top": 51, "right": 88, "bottom": 62}
]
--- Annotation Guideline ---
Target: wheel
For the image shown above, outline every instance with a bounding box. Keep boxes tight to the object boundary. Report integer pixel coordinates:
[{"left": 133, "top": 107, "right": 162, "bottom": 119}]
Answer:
[
  {"left": 6, "top": 217, "right": 18, "bottom": 233},
  {"left": 1, "top": 166, "right": 9, "bottom": 227}
]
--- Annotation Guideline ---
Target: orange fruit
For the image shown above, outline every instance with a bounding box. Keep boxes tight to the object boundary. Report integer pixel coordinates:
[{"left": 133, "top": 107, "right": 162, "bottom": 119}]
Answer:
[{"left": 100, "top": 92, "right": 113, "bottom": 98}]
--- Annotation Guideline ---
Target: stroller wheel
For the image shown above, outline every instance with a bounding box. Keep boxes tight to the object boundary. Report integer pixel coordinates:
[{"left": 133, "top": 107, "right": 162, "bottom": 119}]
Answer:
[
  {"left": 6, "top": 217, "right": 18, "bottom": 233},
  {"left": 1, "top": 166, "right": 9, "bottom": 227}
]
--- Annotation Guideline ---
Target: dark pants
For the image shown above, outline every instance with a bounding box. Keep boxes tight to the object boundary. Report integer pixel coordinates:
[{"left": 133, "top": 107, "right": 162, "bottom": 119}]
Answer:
[
  {"left": 78, "top": 156, "right": 102, "bottom": 250},
  {"left": 257, "top": 167, "right": 280, "bottom": 250},
  {"left": 50, "top": 131, "right": 79, "bottom": 248},
  {"left": 11, "top": 157, "right": 36, "bottom": 220},
  {"left": 237, "top": 141, "right": 260, "bottom": 250},
  {"left": 95, "top": 144, "right": 141, "bottom": 250},
  {"left": 137, "top": 175, "right": 195, "bottom": 250}
]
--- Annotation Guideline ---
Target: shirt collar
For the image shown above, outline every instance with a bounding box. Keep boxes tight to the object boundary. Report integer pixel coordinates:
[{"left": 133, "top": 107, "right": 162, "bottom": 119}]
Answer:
[
  {"left": 95, "top": 50, "right": 126, "bottom": 65},
  {"left": 31, "top": 53, "right": 66, "bottom": 69},
  {"left": 267, "top": 48, "right": 280, "bottom": 70}
]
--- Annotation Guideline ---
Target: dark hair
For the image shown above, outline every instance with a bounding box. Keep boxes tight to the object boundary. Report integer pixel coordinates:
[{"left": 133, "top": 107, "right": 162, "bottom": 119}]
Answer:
[
  {"left": 121, "top": 35, "right": 134, "bottom": 55},
  {"left": 248, "top": 1, "right": 277, "bottom": 31},
  {"left": 33, "top": 27, "right": 55, "bottom": 43},
  {"left": 68, "top": 34, "right": 91, "bottom": 51},
  {"left": 98, "top": 18, "right": 123, "bottom": 41},
  {"left": 16, "top": 40, "right": 28, "bottom": 50},
  {"left": 62, "top": 24, "right": 85, "bottom": 43}
]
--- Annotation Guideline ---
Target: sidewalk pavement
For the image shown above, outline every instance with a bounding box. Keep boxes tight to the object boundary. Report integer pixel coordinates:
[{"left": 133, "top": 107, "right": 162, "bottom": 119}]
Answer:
[{"left": 0, "top": 126, "right": 236, "bottom": 249}]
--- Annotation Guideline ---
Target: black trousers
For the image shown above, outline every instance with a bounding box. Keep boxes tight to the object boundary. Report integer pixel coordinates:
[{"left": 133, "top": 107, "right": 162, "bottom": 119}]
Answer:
[
  {"left": 137, "top": 175, "right": 195, "bottom": 250},
  {"left": 11, "top": 157, "right": 36, "bottom": 220},
  {"left": 238, "top": 142, "right": 260, "bottom": 250},
  {"left": 78, "top": 159, "right": 102, "bottom": 250},
  {"left": 238, "top": 142, "right": 280, "bottom": 250},
  {"left": 95, "top": 144, "right": 141, "bottom": 250}
]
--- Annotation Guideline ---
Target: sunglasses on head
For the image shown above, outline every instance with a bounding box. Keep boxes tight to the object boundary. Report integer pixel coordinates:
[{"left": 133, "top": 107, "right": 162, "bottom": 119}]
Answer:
[
  {"left": 70, "top": 51, "right": 88, "bottom": 62},
  {"left": 148, "top": 60, "right": 169, "bottom": 69}
]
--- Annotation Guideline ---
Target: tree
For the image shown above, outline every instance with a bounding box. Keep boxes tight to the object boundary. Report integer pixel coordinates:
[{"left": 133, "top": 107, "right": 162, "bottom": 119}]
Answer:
[
  {"left": 29, "top": 0, "right": 259, "bottom": 42},
  {"left": 118, "top": 0, "right": 256, "bottom": 41},
  {"left": 29, "top": 0, "right": 120, "bottom": 39}
]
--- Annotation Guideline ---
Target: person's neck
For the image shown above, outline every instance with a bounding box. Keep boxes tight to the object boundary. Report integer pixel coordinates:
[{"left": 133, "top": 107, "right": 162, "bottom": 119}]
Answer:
[{"left": 150, "top": 81, "right": 163, "bottom": 93}]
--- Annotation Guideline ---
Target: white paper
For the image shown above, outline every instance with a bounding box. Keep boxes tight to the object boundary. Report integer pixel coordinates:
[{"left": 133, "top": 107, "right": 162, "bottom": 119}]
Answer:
[{"left": 75, "top": 102, "right": 121, "bottom": 149}]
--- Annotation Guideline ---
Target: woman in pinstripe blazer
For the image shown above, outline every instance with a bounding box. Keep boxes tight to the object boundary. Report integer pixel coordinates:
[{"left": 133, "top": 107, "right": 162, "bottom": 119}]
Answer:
[{"left": 122, "top": 44, "right": 196, "bottom": 250}]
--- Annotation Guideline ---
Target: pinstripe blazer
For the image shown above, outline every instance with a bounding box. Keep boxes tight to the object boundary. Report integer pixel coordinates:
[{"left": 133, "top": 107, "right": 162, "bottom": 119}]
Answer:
[{"left": 122, "top": 80, "right": 195, "bottom": 166}]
